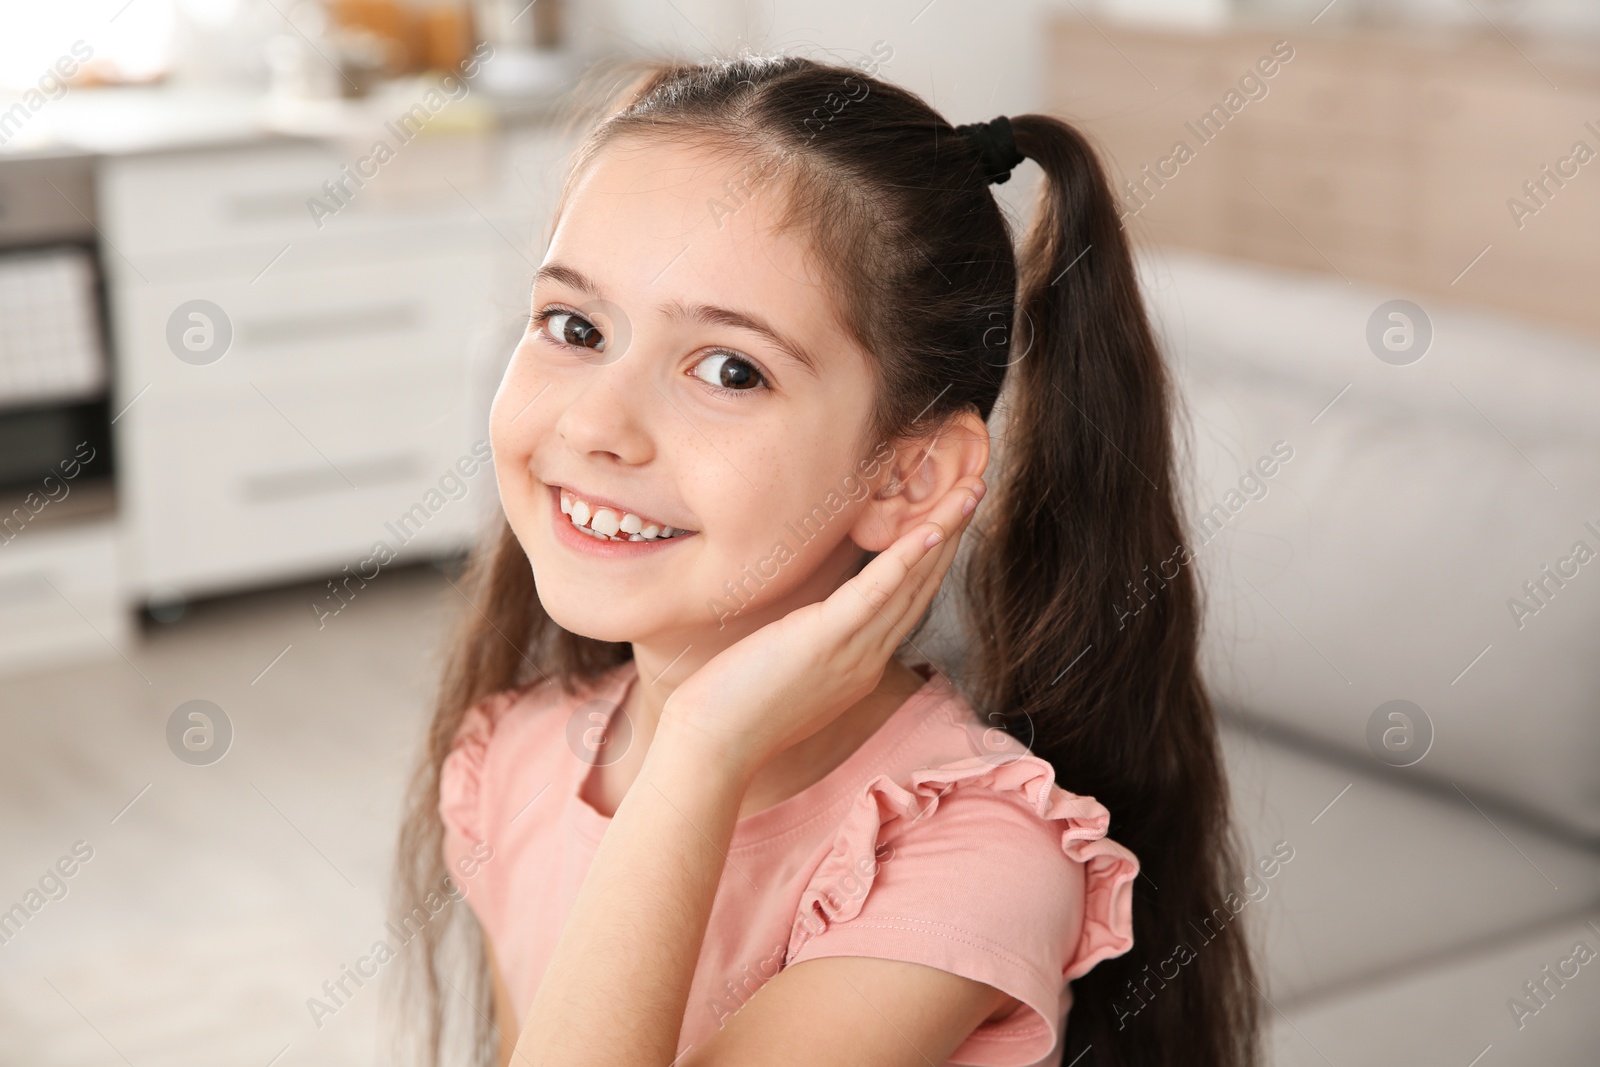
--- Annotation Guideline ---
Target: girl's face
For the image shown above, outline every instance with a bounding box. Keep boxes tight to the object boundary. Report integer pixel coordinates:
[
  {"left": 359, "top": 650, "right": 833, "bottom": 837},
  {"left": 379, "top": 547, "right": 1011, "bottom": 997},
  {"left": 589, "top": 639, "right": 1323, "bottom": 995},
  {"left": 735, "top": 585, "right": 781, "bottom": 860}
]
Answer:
[{"left": 490, "top": 135, "right": 903, "bottom": 647}]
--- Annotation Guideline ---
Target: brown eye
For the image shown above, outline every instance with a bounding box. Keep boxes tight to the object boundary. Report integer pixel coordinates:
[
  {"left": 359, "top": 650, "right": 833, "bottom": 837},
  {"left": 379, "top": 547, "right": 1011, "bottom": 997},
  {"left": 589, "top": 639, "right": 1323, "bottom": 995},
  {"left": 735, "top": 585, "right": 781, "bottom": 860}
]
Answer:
[
  {"left": 545, "top": 311, "right": 605, "bottom": 351},
  {"left": 691, "top": 351, "right": 766, "bottom": 394}
]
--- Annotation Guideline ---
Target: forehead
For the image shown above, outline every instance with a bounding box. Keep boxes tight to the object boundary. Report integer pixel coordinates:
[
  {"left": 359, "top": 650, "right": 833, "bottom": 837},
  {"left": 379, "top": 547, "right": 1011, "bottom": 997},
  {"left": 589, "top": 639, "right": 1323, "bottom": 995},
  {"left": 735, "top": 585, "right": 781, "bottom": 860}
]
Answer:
[{"left": 549, "top": 133, "right": 858, "bottom": 356}]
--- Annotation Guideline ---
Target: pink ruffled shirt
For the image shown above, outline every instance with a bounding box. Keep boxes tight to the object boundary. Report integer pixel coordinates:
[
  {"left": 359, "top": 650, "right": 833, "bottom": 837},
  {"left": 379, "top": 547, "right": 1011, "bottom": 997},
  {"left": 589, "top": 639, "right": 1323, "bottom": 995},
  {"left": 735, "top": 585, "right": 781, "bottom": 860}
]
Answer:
[{"left": 438, "top": 658, "right": 1139, "bottom": 1067}]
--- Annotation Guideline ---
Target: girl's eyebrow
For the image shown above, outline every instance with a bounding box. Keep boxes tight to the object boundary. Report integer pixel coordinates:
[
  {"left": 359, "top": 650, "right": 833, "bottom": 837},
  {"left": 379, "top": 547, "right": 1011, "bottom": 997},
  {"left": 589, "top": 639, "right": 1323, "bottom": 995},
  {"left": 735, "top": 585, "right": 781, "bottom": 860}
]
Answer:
[{"left": 534, "top": 261, "right": 820, "bottom": 379}]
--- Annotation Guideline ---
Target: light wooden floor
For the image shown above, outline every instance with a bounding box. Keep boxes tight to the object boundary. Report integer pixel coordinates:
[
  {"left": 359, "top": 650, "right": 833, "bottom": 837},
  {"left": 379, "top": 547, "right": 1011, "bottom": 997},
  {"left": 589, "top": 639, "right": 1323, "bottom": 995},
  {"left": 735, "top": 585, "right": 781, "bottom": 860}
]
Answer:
[{"left": 0, "top": 562, "right": 464, "bottom": 1066}]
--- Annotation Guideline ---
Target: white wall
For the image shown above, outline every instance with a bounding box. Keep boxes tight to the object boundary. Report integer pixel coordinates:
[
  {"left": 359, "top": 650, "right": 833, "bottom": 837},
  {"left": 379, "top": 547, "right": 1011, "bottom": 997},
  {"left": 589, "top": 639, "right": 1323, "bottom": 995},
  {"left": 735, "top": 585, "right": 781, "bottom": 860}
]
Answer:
[
  {"left": 573, "top": 0, "right": 1045, "bottom": 129},
  {"left": 567, "top": 0, "right": 1050, "bottom": 239}
]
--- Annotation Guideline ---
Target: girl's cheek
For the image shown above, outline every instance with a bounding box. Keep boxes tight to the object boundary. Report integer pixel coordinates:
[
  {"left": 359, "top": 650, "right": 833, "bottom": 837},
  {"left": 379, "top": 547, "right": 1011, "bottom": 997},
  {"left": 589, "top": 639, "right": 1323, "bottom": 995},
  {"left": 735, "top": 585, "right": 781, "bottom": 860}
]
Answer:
[
  {"left": 489, "top": 346, "right": 544, "bottom": 452},
  {"left": 487, "top": 393, "right": 520, "bottom": 463}
]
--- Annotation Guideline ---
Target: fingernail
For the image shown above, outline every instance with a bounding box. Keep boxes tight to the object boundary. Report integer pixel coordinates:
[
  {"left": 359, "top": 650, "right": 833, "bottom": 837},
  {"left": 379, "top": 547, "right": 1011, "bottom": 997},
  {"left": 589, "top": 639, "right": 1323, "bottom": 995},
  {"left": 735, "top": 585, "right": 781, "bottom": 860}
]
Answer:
[
  {"left": 924, "top": 530, "right": 944, "bottom": 549},
  {"left": 962, "top": 493, "right": 977, "bottom": 516}
]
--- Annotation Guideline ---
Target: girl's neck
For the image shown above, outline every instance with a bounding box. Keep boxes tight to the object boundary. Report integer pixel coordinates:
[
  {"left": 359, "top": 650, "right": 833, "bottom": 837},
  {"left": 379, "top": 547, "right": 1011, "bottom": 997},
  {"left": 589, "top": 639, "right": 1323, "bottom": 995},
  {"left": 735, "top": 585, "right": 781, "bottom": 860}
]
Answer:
[{"left": 580, "top": 654, "right": 931, "bottom": 823}]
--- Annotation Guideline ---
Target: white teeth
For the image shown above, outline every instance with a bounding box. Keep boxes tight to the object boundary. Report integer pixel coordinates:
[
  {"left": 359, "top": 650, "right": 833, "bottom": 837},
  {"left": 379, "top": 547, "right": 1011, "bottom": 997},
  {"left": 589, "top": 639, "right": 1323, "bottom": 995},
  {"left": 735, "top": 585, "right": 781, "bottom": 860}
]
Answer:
[{"left": 558, "top": 488, "right": 691, "bottom": 542}]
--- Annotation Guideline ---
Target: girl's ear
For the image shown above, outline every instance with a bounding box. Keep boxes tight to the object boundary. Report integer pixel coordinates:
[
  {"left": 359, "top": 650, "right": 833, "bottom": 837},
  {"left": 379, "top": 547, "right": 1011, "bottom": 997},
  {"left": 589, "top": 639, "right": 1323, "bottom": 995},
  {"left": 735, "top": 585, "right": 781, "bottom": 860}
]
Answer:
[{"left": 849, "top": 409, "right": 991, "bottom": 553}]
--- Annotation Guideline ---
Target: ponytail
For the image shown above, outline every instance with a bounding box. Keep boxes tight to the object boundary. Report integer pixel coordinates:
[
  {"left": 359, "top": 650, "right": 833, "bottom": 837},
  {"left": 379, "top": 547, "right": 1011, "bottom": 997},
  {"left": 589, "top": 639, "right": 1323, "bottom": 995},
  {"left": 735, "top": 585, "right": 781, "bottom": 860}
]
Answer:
[{"left": 960, "top": 114, "right": 1263, "bottom": 1066}]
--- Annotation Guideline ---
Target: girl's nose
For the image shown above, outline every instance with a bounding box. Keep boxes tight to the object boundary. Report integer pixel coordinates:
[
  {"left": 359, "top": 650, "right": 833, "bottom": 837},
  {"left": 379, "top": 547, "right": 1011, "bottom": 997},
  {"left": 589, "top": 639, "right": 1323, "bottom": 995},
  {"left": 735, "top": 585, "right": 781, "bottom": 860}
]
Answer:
[{"left": 552, "top": 341, "right": 657, "bottom": 463}]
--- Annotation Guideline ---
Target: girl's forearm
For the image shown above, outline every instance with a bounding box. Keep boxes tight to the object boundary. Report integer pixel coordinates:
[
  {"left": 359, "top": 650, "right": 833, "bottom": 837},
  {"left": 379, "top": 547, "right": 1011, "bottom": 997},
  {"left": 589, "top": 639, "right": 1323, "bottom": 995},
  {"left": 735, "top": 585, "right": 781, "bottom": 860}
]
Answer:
[{"left": 511, "top": 718, "right": 753, "bottom": 1066}]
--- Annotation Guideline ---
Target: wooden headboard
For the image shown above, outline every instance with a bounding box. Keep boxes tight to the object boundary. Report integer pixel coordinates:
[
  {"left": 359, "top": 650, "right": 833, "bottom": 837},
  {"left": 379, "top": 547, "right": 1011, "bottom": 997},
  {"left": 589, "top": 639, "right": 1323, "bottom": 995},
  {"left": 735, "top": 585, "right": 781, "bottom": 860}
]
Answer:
[{"left": 1046, "top": 17, "right": 1600, "bottom": 340}]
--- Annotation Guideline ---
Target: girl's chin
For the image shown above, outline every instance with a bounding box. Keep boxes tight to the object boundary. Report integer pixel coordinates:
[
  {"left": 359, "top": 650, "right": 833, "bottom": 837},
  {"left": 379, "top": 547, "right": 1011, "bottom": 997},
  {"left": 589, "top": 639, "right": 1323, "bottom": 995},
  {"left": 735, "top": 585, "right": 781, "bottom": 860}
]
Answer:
[
  {"left": 550, "top": 614, "right": 638, "bottom": 645},
  {"left": 530, "top": 574, "right": 668, "bottom": 643}
]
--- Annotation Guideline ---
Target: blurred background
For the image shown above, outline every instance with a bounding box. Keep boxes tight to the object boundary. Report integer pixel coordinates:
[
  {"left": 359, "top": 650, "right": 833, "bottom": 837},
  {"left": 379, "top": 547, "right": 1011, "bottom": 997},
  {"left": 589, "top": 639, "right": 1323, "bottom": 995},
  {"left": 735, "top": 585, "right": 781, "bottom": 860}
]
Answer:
[{"left": 1, "top": 0, "right": 1597, "bottom": 1064}]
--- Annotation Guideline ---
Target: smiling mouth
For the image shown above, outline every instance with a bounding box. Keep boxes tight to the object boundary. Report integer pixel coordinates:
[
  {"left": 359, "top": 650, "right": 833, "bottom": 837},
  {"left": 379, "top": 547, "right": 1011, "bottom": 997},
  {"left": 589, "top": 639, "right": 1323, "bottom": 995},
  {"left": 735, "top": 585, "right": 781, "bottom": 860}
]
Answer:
[{"left": 557, "top": 487, "right": 696, "bottom": 542}]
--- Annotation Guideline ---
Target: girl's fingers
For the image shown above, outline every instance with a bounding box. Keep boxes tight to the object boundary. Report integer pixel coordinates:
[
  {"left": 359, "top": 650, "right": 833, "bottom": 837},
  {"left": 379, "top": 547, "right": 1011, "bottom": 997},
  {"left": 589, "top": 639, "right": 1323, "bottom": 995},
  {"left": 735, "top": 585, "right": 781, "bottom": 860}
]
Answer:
[
  {"left": 893, "top": 483, "right": 975, "bottom": 604},
  {"left": 832, "top": 478, "right": 984, "bottom": 643},
  {"left": 888, "top": 481, "right": 982, "bottom": 637}
]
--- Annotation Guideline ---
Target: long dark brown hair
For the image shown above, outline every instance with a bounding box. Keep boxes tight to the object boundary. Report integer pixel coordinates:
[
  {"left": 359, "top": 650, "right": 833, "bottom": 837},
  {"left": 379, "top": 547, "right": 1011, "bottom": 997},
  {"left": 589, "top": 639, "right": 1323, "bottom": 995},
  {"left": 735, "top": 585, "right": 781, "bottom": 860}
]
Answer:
[{"left": 387, "top": 52, "right": 1260, "bottom": 1067}]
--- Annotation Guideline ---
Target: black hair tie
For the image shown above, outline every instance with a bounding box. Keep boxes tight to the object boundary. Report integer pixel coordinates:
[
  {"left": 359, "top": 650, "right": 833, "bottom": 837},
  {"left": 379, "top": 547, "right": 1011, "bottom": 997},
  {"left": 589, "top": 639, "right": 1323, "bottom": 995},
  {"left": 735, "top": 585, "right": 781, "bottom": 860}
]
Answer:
[{"left": 953, "top": 115, "right": 1025, "bottom": 185}]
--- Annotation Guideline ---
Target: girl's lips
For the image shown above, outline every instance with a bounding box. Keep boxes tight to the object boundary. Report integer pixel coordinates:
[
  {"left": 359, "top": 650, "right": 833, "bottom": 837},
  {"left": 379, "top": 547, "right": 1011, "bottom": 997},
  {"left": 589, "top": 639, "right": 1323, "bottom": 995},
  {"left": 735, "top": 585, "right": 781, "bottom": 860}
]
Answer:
[{"left": 547, "top": 484, "right": 698, "bottom": 557}]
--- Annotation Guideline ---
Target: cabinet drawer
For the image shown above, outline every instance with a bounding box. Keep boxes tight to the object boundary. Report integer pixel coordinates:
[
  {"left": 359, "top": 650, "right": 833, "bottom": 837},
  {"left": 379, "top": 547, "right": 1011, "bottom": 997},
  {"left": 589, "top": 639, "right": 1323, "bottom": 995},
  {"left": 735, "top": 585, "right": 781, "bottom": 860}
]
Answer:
[
  {"left": 108, "top": 244, "right": 498, "bottom": 399},
  {"left": 120, "top": 370, "right": 493, "bottom": 599},
  {"left": 97, "top": 134, "right": 502, "bottom": 259}
]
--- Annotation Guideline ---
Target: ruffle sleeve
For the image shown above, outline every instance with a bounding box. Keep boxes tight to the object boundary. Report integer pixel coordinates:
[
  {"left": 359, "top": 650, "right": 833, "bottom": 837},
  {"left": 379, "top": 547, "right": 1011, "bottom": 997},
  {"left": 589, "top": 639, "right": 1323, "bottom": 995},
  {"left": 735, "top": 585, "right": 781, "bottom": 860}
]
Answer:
[
  {"left": 438, "top": 687, "right": 526, "bottom": 851},
  {"left": 784, "top": 751, "right": 1140, "bottom": 1066}
]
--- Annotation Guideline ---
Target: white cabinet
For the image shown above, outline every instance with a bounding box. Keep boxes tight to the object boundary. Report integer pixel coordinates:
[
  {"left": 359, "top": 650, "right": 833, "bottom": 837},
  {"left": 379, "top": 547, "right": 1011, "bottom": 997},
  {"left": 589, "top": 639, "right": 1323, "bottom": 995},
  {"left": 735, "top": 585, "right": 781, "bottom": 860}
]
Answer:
[
  {"left": 0, "top": 516, "right": 127, "bottom": 675},
  {"left": 98, "top": 134, "right": 521, "bottom": 602}
]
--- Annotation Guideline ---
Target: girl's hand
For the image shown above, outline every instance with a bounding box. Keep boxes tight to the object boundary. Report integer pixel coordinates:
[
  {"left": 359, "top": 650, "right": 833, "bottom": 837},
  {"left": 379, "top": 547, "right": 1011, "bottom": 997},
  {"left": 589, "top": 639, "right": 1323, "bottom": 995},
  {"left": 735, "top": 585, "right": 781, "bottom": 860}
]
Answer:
[{"left": 658, "top": 476, "right": 987, "bottom": 778}]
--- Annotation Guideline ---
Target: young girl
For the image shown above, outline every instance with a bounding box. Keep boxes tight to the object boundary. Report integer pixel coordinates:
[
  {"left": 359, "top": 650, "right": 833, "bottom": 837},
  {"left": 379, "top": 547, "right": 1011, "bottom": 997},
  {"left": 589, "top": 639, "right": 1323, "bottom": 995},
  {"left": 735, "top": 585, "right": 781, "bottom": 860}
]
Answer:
[{"left": 390, "top": 53, "right": 1260, "bottom": 1067}]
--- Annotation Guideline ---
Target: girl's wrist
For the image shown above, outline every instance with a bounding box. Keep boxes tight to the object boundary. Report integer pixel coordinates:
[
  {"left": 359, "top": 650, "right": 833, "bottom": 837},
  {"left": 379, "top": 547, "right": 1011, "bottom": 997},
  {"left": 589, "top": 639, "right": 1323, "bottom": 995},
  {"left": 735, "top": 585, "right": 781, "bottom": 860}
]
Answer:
[{"left": 650, "top": 708, "right": 765, "bottom": 793}]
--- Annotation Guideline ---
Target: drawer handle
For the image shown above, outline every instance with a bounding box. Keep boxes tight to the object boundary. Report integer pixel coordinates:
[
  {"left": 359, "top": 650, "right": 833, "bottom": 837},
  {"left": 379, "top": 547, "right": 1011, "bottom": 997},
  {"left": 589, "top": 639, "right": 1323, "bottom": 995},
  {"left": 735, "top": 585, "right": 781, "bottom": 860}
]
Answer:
[
  {"left": 241, "top": 303, "right": 419, "bottom": 346},
  {"left": 241, "top": 453, "right": 425, "bottom": 502}
]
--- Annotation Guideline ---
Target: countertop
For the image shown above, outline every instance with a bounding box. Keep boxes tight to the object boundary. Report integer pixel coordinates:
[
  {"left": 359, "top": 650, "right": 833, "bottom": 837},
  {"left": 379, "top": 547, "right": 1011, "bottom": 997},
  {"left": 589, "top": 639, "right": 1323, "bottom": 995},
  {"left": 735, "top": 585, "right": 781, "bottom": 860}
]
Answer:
[{"left": 0, "top": 79, "right": 571, "bottom": 164}]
